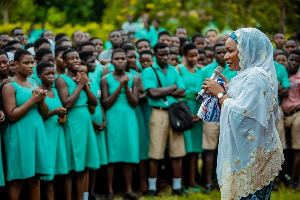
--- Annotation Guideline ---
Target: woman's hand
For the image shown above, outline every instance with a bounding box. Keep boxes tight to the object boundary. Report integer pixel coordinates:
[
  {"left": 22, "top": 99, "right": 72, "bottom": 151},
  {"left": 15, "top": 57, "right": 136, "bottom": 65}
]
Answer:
[
  {"left": 192, "top": 114, "right": 200, "bottom": 123},
  {"left": 220, "top": 75, "right": 230, "bottom": 85},
  {"left": 202, "top": 78, "right": 225, "bottom": 98},
  {"left": 0, "top": 111, "right": 5, "bottom": 122},
  {"left": 31, "top": 88, "right": 47, "bottom": 103},
  {"left": 120, "top": 75, "right": 129, "bottom": 88},
  {"left": 55, "top": 107, "right": 67, "bottom": 117}
]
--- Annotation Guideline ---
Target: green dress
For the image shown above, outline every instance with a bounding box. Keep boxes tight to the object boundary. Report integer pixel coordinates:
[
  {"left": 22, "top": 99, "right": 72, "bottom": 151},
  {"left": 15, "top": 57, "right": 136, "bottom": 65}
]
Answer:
[
  {"left": 41, "top": 89, "right": 69, "bottom": 181},
  {"left": 105, "top": 72, "right": 139, "bottom": 163},
  {"left": 0, "top": 83, "right": 5, "bottom": 186},
  {"left": 4, "top": 78, "right": 51, "bottom": 181},
  {"left": 60, "top": 74, "right": 100, "bottom": 172},
  {"left": 178, "top": 64, "right": 204, "bottom": 153},
  {"left": 90, "top": 80, "right": 108, "bottom": 166},
  {"left": 129, "top": 69, "right": 149, "bottom": 160}
]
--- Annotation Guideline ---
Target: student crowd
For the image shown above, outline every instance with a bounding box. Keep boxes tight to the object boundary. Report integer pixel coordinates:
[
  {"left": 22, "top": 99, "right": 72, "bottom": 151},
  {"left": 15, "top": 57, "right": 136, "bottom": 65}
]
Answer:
[{"left": 0, "top": 15, "right": 299, "bottom": 200}]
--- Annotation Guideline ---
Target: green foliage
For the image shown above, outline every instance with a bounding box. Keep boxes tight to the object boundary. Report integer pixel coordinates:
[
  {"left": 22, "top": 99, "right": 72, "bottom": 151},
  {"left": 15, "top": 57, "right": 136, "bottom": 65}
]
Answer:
[{"left": 0, "top": 22, "right": 116, "bottom": 43}]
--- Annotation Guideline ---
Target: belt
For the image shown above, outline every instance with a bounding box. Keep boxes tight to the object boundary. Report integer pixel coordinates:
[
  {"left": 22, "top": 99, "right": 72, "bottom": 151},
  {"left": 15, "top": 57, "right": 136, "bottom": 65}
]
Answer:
[
  {"left": 153, "top": 106, "right": 169, "bottom": 111},
  {"left": 285, "top": 108, "right": 300, "bottom": 116}
]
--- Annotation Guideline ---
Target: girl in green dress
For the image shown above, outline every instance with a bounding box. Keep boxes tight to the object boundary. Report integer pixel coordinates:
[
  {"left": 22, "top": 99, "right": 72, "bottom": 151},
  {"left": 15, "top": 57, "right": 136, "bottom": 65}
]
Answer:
[
  {"left": 176, "top": 43, "right": 204, "bottom": 191},
  {"left": 100, "top": 49, "right": 140, "bottom": 199},
  {"left": 2, "top": 49, "right": 51, "bottom": 200},
  {"left": 37, "top": 62, "right": 69, "bottom": 200},
  {"left": 79, "top": 51, "right": 108, "bottom": 199},
  {"left": 0, "top": 50, "right": 10, "bottom": 187},
  {"left": 55, "top": 49, "right": 100, "bottom": 200},
  {"left": 123, "top": 45, "right": 150, "bottom": 194}
]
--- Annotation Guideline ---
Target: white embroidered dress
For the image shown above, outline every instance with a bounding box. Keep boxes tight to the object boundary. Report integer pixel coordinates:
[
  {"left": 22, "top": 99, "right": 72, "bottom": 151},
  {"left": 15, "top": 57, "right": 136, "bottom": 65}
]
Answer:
[{"left": 217, "top": 28, "right": 284, "bottom": 199}]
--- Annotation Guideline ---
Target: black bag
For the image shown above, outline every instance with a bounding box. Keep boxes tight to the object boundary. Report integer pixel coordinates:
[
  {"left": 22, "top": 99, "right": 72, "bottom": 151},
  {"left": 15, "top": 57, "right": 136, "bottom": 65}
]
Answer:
[{"left": 151, "top": 67, "right": 194, "bottom": 132}]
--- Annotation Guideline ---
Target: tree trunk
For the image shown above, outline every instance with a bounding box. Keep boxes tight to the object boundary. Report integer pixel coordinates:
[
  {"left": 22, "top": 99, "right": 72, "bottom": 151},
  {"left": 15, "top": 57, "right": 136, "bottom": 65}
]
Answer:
[
  {"left": 2, "top": 8, "right": 9, "bottom": 24},
  {"left": 279, "top": 3, "right": 285, "bottom": 33}
]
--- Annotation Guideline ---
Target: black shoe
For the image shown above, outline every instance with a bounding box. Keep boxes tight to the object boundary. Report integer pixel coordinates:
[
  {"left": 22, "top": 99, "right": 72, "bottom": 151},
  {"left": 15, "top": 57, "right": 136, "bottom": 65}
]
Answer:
[
  {"left": 145, "top": 189, "right": 162, "bottom": 197},
  {"left": 123, "top": 192, "right": 141, "bottom": 200},
  {"left": 204, "top": 184, "right": 212, "bottom": 194},
  {"left": 172, "top": 188, "right": 188, "bottom": 196},
  {"left": 106, "top": 193, "right": 114, "bottom": 200}
]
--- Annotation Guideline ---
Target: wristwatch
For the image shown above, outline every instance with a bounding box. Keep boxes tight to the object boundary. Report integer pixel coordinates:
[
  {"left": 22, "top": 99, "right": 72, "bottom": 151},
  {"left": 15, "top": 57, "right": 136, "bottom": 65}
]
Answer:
[{"left": 217, "top": 91, "right": 227, "bottom": 100}]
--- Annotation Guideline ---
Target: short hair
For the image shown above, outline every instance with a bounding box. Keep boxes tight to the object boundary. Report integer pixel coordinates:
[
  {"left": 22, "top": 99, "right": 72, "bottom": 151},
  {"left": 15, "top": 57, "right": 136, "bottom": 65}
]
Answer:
[
  {"left": 153, "top": 19, "right": 160, "bottom": 24},
  {"left": 204, "top": 47, "right": 214, "bottom": 52},
  {"left": 198, "top": 49, "right": 205, "bottom": 55},
  {"left": 153, "top": 42, "right": 169, "bottom": 53},
  {"left": 120, "top": 42, "right": 134, "bottom": 49},
  {"left": 206, "top": 29, "right": 218, "bottom": 35},
  {"left": 274, "top": 52, "right": 287, "bottom": 59},
  {"left": 79, "top": 51, "right": 94, "bottom": 62},
  {"left": 109, "top": 30, "right": 121, "bottom": 37},
  {"left": 62, "top": 49, "right": 77, "bottom": 61},
  {"left": 89, "top": 37, "right": 101, "bottom": 42},
  {"left": 81, "top": 60, "right": 87, "bottom": 66},
  {"left": 135, "top": 39, "right": 150, "bottom": 47},
  {"left": 111, "top": 49, "right": 126, "bottom": 59},
  {"left": 55, "top": 46, "right": 68, "bottom": 57},
  {"left": 183, "top": 43, "right": 197, "bottom": 55},
  {"left": 36, "top": 48, "right": 53, "bottom": 61},
  {"left": 55, "top": 33, "right": 67, "bottom": 41},
  {"left": 122, "top": 45, "right": 135, "bottom": 53},
  {"left": 158, "top": 31, "right": 171, "bottom": 39},
  {"left": 36, "top": 62, "right": 54, "bottom": 75},
  {"left": 14, "top": 49, "right": 32, "bottom": 62},
  {"left": 170, "top": 51, "right": 178, "bottom": 56},
  {"left": 214, "top": 43, "right": 225, "bottom": 50},
  {"left": 0, "top": 49, "right": 8, "bottom": 59},
  {"left": 3, "top": 46, "right": 16, "bottom": 52},
  {"left": 72, "top": 30, "right": 82, "bottom": 39},
  {"left": 286, "top": 38, "right": 299, "bottom": 45},
  {"left": 55, "top": 38, "right": 70, "bottom": 48},
  {"left": 140, "top": 50, "right": 153, "bottom": 57},
  {"left": 34, "top": 38, "right": 50, "bottom": 49},
  {"left": 25, "top": 43, "right": 34, "bottom": 49},
  {"left": 191, "top": 33, "right": 204, "bottom": 43},
  {"left": 11, "top": 27, "right": 23, "bottom": 35},
  {"left": 288, "top": 50, "right": 300, "bottom": 58},
  {"left": 79, "top": 41, "right": 95, "bottom": 51},
  {"left": 6, "top": 40, "right": 21, "bottom": 47},
  {"left": 174, "top": 26, "right": 186, "bottom": 35},
  {"left": 41, "top": 30, "right": 52, "bottom": 37},
  {"left": 179, "top": 37, "right": 189, "bottom": 46},
  {"left": 274, "top": 32, "right": 285, "bottom": 37}
]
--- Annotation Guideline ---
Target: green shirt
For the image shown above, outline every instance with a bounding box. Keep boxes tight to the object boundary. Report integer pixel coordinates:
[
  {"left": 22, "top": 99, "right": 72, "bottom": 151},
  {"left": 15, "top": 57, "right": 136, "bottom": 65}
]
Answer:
[
  {"left": 142, "top": 62, "right": 186, "bottom": 108},
  {"left": 274, "top": 61, "right": 291, "bottom": 88},
  {"left": 199, "top": 60, "right": 237, "bottom": 84}
]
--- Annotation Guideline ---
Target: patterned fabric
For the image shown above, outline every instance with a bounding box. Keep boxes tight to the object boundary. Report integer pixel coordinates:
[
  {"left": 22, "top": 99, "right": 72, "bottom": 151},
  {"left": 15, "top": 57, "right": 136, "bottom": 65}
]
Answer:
[
  {"left": 197, "top": 77, "right": 226, "bottom": 122},
  {"left": 217, "top": 28, "right": 284, "bottom": 200},
  {"left": 241, "top": 182, "right": 273, "bottom": 200}
]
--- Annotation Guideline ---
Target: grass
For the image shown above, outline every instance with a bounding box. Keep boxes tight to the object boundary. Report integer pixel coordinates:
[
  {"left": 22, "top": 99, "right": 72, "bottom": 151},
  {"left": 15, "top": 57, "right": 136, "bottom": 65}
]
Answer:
[{"left": 110, "top": 183, "right": 300, "bottom": 200}]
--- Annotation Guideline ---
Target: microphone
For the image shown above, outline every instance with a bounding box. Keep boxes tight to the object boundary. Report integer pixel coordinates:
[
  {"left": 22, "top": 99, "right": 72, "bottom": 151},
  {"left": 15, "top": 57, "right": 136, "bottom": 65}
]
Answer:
[{"left": 196, "top": 66, "right": 224, "bottom": 102}]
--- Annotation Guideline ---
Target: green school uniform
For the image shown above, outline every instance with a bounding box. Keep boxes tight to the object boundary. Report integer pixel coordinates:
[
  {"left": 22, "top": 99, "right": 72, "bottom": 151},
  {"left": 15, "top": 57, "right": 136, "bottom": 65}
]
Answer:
[
  {"left": 41, "top": 89, "right": 69, "bottom": 181},
  {"left": 0, "top": 83, "right": 5, "bottom": 186},
  {"left": 129, "top": 69, "right": 149, "bottom": 160},
  {"left": 199, "top": 60, "right": 237, "bottom": 85},
  {"left": 107, "top": 63, "right": 115, "bottom": 72},
  {"left": 178, "top": 64, "right": 203, "bottom": 153},
  {"left": 90, "top": 80, "right": 108, "bottom": 166},
  {"left": 89, "top": 64, "right": 104, "bottom": 86},
  {"left": 31, "top": 66, "right": 42, "bottom": 85},
  {"left": 59, "top": 74, "right": 100, "bottom": 172},
  {"left": 274, "top": 61, "right": 291, "bottom": 88},
  {"left": 105, "top": 73, "right": 139, "bottom": 163},
  {"left": 142, "top": 62, "right": 186, "bottom": 108},
  {"left": 4, "top": 79, "right": 51, "bottom": 181}
]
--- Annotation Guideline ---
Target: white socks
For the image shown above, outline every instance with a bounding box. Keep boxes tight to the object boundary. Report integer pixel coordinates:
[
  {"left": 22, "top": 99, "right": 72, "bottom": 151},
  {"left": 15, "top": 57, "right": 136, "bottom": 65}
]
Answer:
[
  {"left": 83, "top": 192, "right": 89, "bottom": 200},
  {"left": 172, "top": 178, "right": 181, "bottom": 190},
  {"left": 148, "top": 177, "right": 157, "bottom": 191}
]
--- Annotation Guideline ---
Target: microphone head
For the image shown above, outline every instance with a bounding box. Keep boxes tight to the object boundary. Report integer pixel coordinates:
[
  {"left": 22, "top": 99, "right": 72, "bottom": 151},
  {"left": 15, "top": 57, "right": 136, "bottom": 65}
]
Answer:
[{"left": 214, "top": 66, "right": 224, "bottom": 76}]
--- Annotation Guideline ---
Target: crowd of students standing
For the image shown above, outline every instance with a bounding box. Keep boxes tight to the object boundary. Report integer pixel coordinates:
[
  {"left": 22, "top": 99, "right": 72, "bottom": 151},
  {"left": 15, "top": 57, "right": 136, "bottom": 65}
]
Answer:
[{"left": 0, "top": 15, "right": 299, "bottom": 200}]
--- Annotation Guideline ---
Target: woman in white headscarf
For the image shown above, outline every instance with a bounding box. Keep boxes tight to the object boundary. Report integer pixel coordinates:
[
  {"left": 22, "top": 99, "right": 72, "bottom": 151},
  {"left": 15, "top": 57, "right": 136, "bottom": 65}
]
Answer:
[{"left": 202, "top": 28, "right": 284, "bottom": 199}]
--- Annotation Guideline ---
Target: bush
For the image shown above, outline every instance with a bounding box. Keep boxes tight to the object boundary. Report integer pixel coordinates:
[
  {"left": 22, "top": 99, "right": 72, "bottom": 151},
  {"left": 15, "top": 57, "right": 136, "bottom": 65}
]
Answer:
[{"left": 0, "top": 22, "right": 117, "bottom": 43}]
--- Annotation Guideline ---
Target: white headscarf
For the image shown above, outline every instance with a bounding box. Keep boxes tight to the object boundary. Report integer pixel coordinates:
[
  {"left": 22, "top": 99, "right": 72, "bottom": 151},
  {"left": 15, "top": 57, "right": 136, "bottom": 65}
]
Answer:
[{"left": 217, "top": 28, "right": 284, "bottom": 199}]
